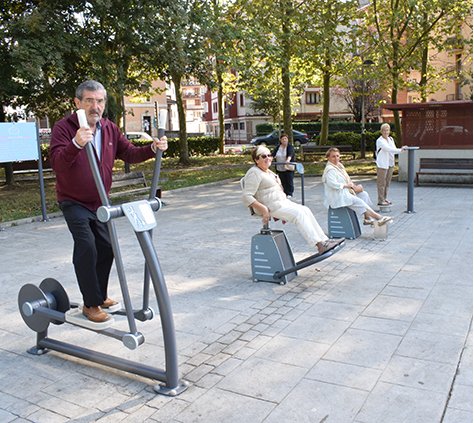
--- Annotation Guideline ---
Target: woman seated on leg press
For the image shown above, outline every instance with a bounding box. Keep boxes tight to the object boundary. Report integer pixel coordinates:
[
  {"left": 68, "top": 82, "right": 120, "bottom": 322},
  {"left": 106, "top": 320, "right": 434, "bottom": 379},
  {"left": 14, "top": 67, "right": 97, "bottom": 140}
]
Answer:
[
  {"left": 322, "top": 147, "right": 391, "bottom": 226},
  {"left": 241, "top": 146, "right": 344, "bottom": 255}
]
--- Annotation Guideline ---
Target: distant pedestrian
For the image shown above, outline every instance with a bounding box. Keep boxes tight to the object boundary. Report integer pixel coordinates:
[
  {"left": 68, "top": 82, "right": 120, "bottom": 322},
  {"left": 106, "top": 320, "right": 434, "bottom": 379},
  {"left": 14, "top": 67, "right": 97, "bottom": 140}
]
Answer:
[
  {"left": 375, "top": 123, "right": 407, "bottom": 205},
  {"left": 272, "top": 133, "right": 295, "bottom": 198}
]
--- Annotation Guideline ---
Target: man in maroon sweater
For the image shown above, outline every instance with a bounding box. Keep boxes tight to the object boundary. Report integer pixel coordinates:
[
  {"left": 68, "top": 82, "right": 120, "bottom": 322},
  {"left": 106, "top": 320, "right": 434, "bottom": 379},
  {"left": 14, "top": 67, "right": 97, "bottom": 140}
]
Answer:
[{"left": 50, "top": 80, "right": 168, "bottom": 323}]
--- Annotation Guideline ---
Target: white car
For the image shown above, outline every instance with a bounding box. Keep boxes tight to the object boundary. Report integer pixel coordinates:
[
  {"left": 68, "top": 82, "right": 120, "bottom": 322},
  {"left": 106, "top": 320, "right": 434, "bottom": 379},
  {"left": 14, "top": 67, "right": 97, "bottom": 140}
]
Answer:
[{"left": 126, "top": 132, "right": 153, "bottom": 141}]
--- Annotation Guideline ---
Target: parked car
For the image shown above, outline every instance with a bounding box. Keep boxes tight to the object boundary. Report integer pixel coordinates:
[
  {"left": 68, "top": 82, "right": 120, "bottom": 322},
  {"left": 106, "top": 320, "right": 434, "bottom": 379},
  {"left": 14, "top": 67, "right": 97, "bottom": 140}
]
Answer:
[
  {"left": 126, "top": 132, "right": 153, "bottom": 141},
  {"left": 250, "top": 130, "right": 310, "bottom": 146}
]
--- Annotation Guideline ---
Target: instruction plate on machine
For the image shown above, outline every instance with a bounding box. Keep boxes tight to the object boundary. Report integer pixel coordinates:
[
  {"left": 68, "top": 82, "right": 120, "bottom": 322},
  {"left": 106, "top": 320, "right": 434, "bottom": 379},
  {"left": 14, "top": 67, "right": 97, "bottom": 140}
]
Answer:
[{"left": 122, "top": 200, "right": 157, "bottom": 232}]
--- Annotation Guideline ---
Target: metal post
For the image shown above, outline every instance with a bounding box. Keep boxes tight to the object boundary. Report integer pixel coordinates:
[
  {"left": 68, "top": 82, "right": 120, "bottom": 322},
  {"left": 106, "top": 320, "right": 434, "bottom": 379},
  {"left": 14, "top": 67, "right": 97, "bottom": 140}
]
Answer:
[
  {"left": 35, "top": 123, "right": 48, "bottom": 221},
  {"left": 406, "top": 147, "right": 419, "bottom": 213},
  {"left": 361, "top": 77, "right": 366, "bottom": 159}
]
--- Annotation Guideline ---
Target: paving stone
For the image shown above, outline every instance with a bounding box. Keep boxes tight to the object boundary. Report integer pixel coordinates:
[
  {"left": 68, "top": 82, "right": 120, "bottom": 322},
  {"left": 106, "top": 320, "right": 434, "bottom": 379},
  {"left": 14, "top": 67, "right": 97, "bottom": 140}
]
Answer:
[
  {"left": 355, "top": 382, "right": 446, "bottom": 423},
  {"left": 306, "top": 359, "right": 382, "bottom": 391},
  {"left": 263, "top": 378, "right": 368, "bottom": 423},
  {"left": 442, "top": 407, "right": 473, "bottom": 423},
  {"left": 176, "top": 388, "right": 275, "bottom": 423},
  {"left": 447, "top": 383, "right": 473, "bottom": 412},
  {"left": 396, "top": 329, "right": 466, "bottom": 364},
  {"left": 350, "top": 316, "right": 411, "bottom": 336},
  {"left": 362, "top": 294, "right": 424, "bottom": 321},
  {"left": 410, "top": 312, "right": 472, "bottom": 337},
  {"left": 217, "top": 356, "right": 307, "bottom": 402},
  {"left": 185, "top": 363, "right": 215, "bottom": 383},
  {"left": 280, "top": 314, "right": 352, "bottom": 345},
  {"left": 306, "top": 300, "right": 365, "bottom": 321},
  {"left": 380, "top": 355, "right": 456, "bottom": 393},
  {"left": 323, "top": 328, "right": 402, "bottom": 370},
  {"left": 254, "top": 334, "right": 329, "bottom": 369}
]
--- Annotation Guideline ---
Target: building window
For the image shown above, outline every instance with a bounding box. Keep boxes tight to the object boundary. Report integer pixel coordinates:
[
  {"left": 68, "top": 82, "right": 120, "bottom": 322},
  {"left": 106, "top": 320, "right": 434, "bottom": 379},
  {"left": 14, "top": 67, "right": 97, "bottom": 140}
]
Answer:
[
  {"left": 233, "top": 123, "right": 238, "bottom": 130},
  {"left": 240, "top": 94, "right": 245, "bottom": 107},
  {"left": 239, "top": 122, "right": 245, "bottom": 130},
  {"left": 306, "top": 92, "right": 321, "bottom": 104},
  {"left": 213, "top": 102, "right": 218, "bottom": 113}
]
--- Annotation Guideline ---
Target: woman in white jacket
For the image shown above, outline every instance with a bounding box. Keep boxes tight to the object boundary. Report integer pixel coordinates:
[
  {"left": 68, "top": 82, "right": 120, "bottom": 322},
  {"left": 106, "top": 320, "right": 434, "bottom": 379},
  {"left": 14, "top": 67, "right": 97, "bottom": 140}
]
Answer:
[
  {"left": 322, "top": 148, "right": 391, "bottom": 226},
  {"left": 375, "top": 123, "right": 407, "bottom": 205},
  {"left": 242, "top": 145, "right": 343, "bottom": 255}
]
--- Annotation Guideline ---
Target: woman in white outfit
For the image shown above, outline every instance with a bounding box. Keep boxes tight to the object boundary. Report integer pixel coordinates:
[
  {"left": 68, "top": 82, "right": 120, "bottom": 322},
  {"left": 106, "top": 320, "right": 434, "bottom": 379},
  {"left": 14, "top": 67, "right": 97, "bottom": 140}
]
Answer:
[
  {"left": 322, "top": 148, "right": 392, "bottom": 226},
  {"left": 375, "top": 123, "right": 407, "bottom": 205},
  {"left": 242, "top": 146, "right": 344, "bottom": 255}
]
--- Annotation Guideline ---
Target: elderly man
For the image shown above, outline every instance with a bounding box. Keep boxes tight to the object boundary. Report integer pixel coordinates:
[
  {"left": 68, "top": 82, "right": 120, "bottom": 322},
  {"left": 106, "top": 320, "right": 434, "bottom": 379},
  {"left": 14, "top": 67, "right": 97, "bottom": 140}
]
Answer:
[{"left": 50, "top": 80, "right": 168, "bottom": 323}]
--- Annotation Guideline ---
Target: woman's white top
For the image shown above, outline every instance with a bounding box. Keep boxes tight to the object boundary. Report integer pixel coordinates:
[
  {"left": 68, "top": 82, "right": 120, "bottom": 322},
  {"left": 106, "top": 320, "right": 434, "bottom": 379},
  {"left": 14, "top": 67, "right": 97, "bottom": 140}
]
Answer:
[
  {"left": 322, "top": 162, "right": 356, "bottom": 209},
  {"left": 241, "top": 165, "right": 286, "bottom": 212},
  {"left": 275, "top": 146, "right": 288, "bottom": 172},
  {"left": 376, "top": 135, "right": 401, "bottom": 169}
]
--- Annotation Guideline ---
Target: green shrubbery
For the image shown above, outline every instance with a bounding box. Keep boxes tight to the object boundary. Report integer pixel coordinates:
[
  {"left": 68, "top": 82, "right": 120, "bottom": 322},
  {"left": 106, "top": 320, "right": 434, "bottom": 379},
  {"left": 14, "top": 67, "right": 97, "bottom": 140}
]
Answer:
[
  {"left": 256, "top": 121, "right": 394, "bottom": 138},
  {"left": 116, "top": 136, "right": 220, "bottom": 158}
]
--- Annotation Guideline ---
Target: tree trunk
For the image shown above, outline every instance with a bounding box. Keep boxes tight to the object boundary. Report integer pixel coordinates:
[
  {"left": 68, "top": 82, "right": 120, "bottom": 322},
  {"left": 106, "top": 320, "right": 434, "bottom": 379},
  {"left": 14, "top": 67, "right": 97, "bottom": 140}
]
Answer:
[
  {"left": 0, "top": 105, "right": 14, "bottom": 185},
  {"left": 419, "top": 13, "right": 429, "bottom": 103},
  {"left": 281, "top": 1, "right": 292, "bottom": 141},
  {"left": 171, "top": 72, "right": 190, "bottom": 165},
  {"left": 391, "top": 81, "right": 402, "bottom": 145},
  {"left": 320, "top": 69, "right": 331, "bottom": 145}
]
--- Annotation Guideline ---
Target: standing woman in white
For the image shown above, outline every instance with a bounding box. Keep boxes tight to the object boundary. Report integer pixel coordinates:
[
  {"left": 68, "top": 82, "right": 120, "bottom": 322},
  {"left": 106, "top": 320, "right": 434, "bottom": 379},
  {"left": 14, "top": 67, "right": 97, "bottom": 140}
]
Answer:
[{"left": 375, "top": 123, "right": 407, "bottom": 205}]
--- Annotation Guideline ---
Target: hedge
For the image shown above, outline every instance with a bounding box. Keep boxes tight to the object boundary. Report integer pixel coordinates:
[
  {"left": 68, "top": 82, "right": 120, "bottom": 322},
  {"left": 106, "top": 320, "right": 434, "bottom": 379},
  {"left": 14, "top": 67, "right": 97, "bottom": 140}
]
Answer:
[
  {"left": 314, "top": 131, "right": 398, "bottom": 153},
  {"left": 256, "top": 121, "right": 395, "bottom": 138},
  {"left": 131, "top": 136, "right": 220, "bottom": 158}
]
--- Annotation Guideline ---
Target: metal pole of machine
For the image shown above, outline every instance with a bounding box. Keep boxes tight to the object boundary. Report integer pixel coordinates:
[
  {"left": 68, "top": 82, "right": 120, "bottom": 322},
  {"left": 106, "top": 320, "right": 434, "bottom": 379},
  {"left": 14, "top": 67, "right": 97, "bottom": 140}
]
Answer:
[{"left": 405, "top": 146, "right": 419, "bottom": 213}]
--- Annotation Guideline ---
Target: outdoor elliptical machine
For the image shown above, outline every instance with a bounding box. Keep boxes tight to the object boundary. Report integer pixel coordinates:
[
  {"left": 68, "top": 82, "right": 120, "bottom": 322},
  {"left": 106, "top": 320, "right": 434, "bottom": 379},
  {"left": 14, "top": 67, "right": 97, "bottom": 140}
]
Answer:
[{"left": 17, "top": 110, "right": 188, "bottom": 396}]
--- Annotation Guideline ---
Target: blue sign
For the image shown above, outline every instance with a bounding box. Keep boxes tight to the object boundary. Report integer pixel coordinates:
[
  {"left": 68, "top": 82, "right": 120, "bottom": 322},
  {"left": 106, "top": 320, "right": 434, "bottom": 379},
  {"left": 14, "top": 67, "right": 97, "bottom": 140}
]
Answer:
[{"left": 0, "top": 122, "right": 39, "bottom": 163}]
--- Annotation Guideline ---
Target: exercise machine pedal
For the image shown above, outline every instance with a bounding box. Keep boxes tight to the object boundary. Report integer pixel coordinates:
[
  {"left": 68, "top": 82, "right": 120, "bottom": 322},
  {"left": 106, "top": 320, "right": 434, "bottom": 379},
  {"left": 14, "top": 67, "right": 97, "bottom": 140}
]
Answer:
[{"left": 65, "top": 308, "right": 114, "bottom": 330}]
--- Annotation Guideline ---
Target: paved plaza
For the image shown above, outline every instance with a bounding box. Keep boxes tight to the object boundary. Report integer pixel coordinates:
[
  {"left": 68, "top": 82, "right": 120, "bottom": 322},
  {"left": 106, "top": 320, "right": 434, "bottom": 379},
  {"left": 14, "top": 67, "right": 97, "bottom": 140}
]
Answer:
[{"left": 0, "top": 175, "right": 472, "bottom": 422}]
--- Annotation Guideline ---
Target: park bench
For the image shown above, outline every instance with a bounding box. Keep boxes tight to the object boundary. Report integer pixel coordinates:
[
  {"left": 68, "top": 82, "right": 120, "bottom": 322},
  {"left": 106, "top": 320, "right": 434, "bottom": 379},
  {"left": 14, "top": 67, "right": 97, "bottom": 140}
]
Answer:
[
  {"left": 415, "top": 158, "right": 473, "bottom": 186},
  {"left": 301, "top": 144, "right": 356, "bottom": 161},
  {"left": 110, "top": 171, "right": 161, "bottom": 199}
]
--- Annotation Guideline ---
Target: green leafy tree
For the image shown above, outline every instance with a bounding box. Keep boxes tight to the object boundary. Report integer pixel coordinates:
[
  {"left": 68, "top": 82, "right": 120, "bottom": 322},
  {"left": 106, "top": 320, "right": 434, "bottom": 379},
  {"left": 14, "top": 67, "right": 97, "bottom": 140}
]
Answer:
[
  {"left": 297, "top": 0, "right": 359, "bottom": 144},
  {"left": 143, "top": 0, "right": 213, "bottom": 165},
  {"left": 365, "top": 0, "right": 471, "bottom": 141},
  {"left": 232, "top": 0, "right": 309, "bottom": 143}
]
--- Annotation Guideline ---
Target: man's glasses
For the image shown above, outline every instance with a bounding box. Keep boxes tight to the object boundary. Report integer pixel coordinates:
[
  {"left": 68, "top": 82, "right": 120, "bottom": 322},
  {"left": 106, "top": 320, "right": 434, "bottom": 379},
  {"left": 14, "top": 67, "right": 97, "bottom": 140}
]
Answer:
[
  {"left": 83, "top": 98, "right": 105, "bottom": 106},
  {"left": 258, "top": 154, "right": 272, "bottom": 159}
]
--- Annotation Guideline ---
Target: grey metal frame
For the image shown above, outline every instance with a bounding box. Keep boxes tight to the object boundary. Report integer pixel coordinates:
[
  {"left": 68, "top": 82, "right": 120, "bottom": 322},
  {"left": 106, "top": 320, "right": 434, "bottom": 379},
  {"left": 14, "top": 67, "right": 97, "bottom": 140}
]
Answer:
[{"left": 18, "top": 130, "right": 187, "bottom": 396}]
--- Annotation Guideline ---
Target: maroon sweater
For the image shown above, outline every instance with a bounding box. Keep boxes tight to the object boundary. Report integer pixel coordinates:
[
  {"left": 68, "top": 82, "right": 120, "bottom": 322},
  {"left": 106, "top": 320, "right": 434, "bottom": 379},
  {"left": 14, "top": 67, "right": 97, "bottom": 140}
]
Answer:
[{"left": 50, "top": 114, "right": 155, "bottom": 211}]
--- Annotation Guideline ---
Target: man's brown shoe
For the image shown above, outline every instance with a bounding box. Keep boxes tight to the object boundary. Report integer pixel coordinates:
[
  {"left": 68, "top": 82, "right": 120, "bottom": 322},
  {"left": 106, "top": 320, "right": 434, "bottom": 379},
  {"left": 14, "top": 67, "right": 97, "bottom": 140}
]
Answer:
[
  {"left": 82, "top": 306, "right": 110, "bottom": 323},
  {"left": 102, "top": 298, "right": 119, "bottom": 309}
]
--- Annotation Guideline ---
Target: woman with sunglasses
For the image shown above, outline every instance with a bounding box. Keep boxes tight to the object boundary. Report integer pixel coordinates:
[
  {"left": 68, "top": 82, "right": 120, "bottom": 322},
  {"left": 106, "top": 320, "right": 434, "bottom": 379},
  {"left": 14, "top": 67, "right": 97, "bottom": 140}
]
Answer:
[{"left": 242, "top": 146, "right": 343, "bottom": 255}]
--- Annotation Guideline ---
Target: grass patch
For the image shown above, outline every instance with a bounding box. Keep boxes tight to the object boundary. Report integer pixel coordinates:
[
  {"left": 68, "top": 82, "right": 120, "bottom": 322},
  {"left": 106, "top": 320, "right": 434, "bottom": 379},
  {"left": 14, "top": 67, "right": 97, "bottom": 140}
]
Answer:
[{"left": 1, "top": 154, "right": 377, "bottom": 223}]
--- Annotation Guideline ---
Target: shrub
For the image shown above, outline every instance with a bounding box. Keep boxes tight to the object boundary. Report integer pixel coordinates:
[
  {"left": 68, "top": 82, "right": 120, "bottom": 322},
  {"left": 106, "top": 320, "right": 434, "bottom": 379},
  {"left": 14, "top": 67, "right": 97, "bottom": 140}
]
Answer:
[
  {"left": 130, "top": 136, "right": 220, "bottom": 158},
  {"left": 256, "top": 123, "right": 274, "bottom": 135}
]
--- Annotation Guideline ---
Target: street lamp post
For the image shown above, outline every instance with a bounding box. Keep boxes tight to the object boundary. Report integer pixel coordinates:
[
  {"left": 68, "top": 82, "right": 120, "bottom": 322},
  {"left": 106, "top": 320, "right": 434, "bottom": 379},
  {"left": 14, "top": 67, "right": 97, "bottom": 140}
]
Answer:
[{"left": 360, "top": 59, "right": 374, "bottom": 159}]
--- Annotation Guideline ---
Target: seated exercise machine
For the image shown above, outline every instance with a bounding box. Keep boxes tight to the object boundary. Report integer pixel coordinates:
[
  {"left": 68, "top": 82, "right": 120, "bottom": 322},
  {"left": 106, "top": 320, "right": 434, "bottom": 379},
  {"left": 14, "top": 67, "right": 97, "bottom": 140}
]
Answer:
[
  {"left": 242, "top": 168, "right": 345, "bottom": 285},
  {"left": 17, "top": 110, "right": 188, "bottom": 396},
  {"left": 251, "top": 224, "right": 344, "bottom": 285}
]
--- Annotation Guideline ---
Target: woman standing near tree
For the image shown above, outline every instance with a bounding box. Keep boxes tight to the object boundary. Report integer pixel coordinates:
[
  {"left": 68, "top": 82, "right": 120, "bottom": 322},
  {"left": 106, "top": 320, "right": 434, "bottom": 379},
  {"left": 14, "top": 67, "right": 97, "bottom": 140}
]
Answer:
[{"left": 272, "top": 133, "right": 295, "bottom": 198}]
